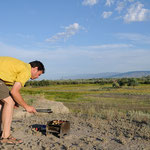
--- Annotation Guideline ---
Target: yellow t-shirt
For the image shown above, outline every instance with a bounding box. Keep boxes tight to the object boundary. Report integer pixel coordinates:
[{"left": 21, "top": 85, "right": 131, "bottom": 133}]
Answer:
[{"left": 0, "top": 56, "right": 31, "bottom": 86}]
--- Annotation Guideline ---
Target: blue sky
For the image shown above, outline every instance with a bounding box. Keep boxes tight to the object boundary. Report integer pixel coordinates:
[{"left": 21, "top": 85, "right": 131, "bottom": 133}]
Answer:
[{"left": 0, "top": 0, "right": 150, "bottom": 79}]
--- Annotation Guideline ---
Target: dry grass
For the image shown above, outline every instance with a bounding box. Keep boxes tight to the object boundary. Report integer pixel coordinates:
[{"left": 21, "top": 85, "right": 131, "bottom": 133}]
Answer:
[
  {"left": 20, "top": 83, "right": 150, "bottom": 146},
  {"left": 21, "top": 83, "right": 150, "bottom": 122}
]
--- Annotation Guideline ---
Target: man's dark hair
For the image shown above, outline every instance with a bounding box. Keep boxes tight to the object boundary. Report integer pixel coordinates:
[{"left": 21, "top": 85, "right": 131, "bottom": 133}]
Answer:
[{"left": 29, "top": 61, "right": 45, "bottom": 73}]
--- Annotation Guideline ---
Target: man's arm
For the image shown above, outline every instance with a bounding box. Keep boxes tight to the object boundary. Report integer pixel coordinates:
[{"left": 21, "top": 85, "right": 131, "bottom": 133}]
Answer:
[{"left": 11, "top": 82, "right": 37, "bottom": 113}]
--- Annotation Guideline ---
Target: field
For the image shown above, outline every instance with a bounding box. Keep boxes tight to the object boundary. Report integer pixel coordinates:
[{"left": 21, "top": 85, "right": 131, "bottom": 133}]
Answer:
[
  {"left": 3, "top": 83, "right": 150, "bottom": 149},
  {"left": 21, "top": 83, "right": 150, "bottom": 121}
]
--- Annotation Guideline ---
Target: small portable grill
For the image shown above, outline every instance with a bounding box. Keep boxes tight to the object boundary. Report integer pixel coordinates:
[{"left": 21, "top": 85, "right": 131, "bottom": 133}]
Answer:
[
  {"left": 30, "top": 109, "right": 70, "bottom": 137},
  {"left": 46, "top": 120, "right": 70, "bottom": 137}
]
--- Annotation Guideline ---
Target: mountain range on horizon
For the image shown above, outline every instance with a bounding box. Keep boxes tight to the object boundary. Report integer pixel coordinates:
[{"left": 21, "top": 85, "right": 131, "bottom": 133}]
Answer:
[{"left": 63, "top": 71, "right": 150, "bottom": 79}]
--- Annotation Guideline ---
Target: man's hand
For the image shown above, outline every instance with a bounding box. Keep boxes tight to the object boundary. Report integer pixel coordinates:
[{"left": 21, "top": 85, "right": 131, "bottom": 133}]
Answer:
[
  {"left": 11, "top": 82, "right": 36, "bottom": 113},
  {"left": 25, "top": 105, "right": 37, "bottom": 113}
]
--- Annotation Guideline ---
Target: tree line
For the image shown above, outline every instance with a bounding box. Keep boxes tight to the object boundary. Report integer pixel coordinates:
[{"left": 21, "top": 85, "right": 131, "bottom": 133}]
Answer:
[{"left": 25, "top": 75, "right": 150, "bottom": 87}]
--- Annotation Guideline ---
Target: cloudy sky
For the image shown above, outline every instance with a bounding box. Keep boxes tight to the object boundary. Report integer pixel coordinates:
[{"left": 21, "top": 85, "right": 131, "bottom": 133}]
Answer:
[{"left": 0, "top": 0, "right": 150, "bottom": 79}]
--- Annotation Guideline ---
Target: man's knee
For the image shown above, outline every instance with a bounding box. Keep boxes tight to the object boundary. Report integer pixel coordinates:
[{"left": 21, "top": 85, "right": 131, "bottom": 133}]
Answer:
[{"left": 2, "top": 96, "right": 15, "bottom": 106}]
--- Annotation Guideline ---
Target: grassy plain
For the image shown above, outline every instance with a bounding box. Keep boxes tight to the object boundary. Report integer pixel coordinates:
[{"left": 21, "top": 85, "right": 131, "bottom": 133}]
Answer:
[
  {"left": 20, "top": 83, "right": 150, "bottom": 147},
  {"left": 21, "top": 84, "right": 150, "bottom": 117}
]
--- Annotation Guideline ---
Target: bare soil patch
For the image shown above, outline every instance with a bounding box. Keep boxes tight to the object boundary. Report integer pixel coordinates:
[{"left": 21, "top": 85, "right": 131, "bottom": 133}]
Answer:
[{"left": 1, "top": 97, "right": 150, "bottom": 150}]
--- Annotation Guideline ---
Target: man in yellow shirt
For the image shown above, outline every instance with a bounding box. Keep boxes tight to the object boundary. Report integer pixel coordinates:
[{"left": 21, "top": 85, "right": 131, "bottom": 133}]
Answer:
[{"left": 0, "top": 56, "right": 45, "bottom": 144}]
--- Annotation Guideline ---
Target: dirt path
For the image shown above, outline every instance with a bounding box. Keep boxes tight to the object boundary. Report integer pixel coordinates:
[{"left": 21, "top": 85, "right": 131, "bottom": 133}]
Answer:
[{"left": 0, "top": 98, "right": 150, "bottom": 150}]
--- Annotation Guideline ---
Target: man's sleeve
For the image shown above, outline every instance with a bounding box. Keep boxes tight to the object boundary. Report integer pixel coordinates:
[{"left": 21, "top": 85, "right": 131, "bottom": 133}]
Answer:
[{"left": 15, "top": 71, "right": 30, "bottom": 87}]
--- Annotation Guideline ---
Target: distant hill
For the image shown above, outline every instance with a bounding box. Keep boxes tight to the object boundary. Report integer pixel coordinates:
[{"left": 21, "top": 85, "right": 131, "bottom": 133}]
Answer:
[
  {"left": 110, "top": 71, "right": 150, "bottom": 78},
  {"left": 63, "top": 72, "right": 119, "bottom": 79},
  {"left": 63, "top": 71, "right": 150, "bottom": 79}
]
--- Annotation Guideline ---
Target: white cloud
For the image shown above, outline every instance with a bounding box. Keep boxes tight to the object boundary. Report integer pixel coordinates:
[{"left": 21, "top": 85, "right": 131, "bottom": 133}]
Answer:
[
  {"left": 116, "top": 1, "right": 126, "bottom": 13},
  {"left": 102, "top": 11, "right": 112, "bottom": 18},
  {"left": 82, "top": 0, "right": 150, "bottom": 23},
  {"left": 1, "top": 41, "right": 150, "bottom": 78},
  {"left": 0, "top": 42, "right": 43, "bottom": 60},
  {"left": 46, "top": 23, "right": 81, "bottom": 42},
  {"left": 116, "top": 33, "right": 150, "bottom": 44},
  {"left": 85, "top": 44, "right": 133, "bottom": 49},
  {"left": 124, "top": 2, "right": 150, "bottom": 22},
  {"left": 82, "top": 0, "right": 99, "bottom": 6},
  {"left": 105, "top": 0, "right": 114, "bottom": 6}
]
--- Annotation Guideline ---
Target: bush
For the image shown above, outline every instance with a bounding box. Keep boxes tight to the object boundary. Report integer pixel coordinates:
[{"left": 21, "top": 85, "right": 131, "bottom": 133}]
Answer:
[
  {"left": 127, "top": 78, "right": 138, "bottom": 87},
  {"left": 112, "top": 81, "right": 120, "bottom": 88}
]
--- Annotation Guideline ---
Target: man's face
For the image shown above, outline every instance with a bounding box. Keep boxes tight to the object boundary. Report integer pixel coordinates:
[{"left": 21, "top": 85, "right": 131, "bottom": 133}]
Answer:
[{"left": 31, "top": 67, "right": 43, "bottom": 80}]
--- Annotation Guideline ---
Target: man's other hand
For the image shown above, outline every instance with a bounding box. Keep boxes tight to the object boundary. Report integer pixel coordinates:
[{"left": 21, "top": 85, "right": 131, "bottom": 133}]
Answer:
[{"left": 25, "top": 105, "right": 37, "bottom": 113}]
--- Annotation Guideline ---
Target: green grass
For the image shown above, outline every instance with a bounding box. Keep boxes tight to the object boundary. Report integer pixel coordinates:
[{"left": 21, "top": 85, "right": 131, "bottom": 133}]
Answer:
[
  {"left": 21, "top": 83, "right": 150, "bottom": 140},
  {"left": 21, "top": 84, "right": 150, "bottom": 114}
]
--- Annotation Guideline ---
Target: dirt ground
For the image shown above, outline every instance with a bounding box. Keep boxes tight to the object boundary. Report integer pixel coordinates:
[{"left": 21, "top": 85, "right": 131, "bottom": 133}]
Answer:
[{"left": 0, "top": 98, "right": 150, "bottom": 150}]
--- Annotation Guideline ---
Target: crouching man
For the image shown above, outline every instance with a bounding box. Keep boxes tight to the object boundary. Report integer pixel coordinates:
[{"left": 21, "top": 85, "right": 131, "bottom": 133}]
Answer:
[{"left": 0, "top": 56, "right": 45, "bottom": 144}]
